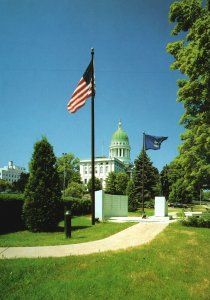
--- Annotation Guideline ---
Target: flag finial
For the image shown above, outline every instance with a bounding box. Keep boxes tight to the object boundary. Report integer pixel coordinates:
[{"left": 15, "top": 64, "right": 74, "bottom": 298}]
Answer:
[{"left": 118, "top": 119, "right": 122, "bottom": 129}]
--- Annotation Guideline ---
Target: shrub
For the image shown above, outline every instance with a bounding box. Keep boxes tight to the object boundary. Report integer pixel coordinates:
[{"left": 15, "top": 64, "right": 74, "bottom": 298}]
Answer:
[
  {"left": 144, "top": 200, "right": 155, "bottom": 208},
  {"left": 65, "top": 182, "right": 85, "bottom": 198},
  {"left": 197, "top": 215, "right": 210, "bottom": 228},
  {"left": 181, "top": 214, "right": 210, "bottom": 228},
  {"left": 62, "top": 197, "right": 91, "bottom": 216}
]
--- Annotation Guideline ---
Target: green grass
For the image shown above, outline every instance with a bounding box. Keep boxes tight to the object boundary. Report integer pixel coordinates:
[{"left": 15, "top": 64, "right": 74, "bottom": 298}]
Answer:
[
  {"left": 129, "top": 207, "right": 186, "bottom": 216},
  {"left": 0, "top": 207, "right": 200, "bottom": 247},
  {"left": 0, "top": 222, "right": 209, "bottom": 300},
  {"left": 192, "top": 205, "right": 208, "bottom": 212},
  {"left": 128, "top": 208, "right": 154, "bottom": 216},
  {"left": 0, "top": 216, "right": 135, "bottom": 247}
]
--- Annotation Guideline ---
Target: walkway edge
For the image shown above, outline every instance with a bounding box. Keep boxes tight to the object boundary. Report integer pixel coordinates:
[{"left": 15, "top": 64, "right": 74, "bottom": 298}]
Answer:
[{"left": 0, "top": 222, "right": 169, "bottom": 259}]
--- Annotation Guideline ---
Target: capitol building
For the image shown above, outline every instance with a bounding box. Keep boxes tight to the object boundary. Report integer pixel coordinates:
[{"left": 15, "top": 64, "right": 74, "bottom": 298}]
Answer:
[
  {"left": 0, "top": 161, "right": 26, "bottom": 183},
  {"left": 80, "top": 121, "right": 132, "bottom": 188}
]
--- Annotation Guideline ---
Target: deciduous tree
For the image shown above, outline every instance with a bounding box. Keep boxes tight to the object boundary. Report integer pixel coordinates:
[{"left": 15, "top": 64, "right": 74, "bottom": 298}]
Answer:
[
  {"left": 57, "top": 153, "right": 80, "bottom": 190},
  {"left": 105, "top": 172, "right": 117, "bottom": 194},
  {"left": 12, "top": 173, "right": 29, "bottom": 193},
  {"left": 65, "top": 182, "right": 85, "bottom": 198},
  {"left": 166, "top": 0, "right": 210, "bottom": 195},
  {"left": 87, "top": 177, "right": 102, "bottom": 195}
]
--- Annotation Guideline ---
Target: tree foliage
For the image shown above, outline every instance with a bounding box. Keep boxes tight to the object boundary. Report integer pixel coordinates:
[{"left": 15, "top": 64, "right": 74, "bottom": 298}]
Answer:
[
  {"left": 56, "top": 153, "right": 80, "bottom": 190},
  {"left": 126, "top": 179, "right": 138, "bottom": 211},
  {"left": 167, "top": 0, "right": 210, "bottom": 127},
  {"left": 161, "top": 157, "right": 197, "bottom": 203},
  {"left": 105, "top": 172, "right": 117, "bottom": 194},
  {"left": 166, "top": 0, "right": 210, "bottom": 197},
  {"left": 115, "top": 172, "right": 129, "bottom": 195},
  {"left": 160, "top": 165, "right": 170, "bottom": 200},
  {"left": 133, "top": 150, "right": 160, "bottom": 207},
  {"left": 65, "top": 182, "right": 85, "bottom": 198},
  {"left": 105, "top": 172, "right": 129, "bottom": 195},
  {"left": 0, "top": 179, "right": 12, "bottom": 192},
  {"left": 87, "top": 177, "right": 102, "bottom": 194},
  {"left": 12, "top": 173, "right": 29, "bottom": 193},
  {"left": 169, "top": 158, "right": 194, "bottom": 203},
  {"left": 23, "top": 137, "right": 61, "bottom": 232}
]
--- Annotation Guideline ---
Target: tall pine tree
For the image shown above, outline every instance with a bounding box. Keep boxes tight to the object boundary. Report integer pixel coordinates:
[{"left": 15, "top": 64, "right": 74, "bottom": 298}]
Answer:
[
  {"left": 160, "top": 165, "right": 170, "bottom": 200},
  {"left": 133, "top": 150, "right": 160, "bottom": 210},
  {"left": 23, "top": 137, "right": 61, "bottom": 232}
]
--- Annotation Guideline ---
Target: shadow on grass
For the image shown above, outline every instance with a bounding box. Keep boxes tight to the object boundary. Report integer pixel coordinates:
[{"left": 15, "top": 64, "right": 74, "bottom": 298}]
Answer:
[
  {"left": 72, "top": 225, "right": 91, "bottom": 231},
  {"left": 0, "top": 225, "right": 91, "bottom": 235},
  {"left": 0, "top": 225, "right": 25, "bottom": 235},
  {"left": 55, "top": 224, "right": 91, "bottom": 234}
]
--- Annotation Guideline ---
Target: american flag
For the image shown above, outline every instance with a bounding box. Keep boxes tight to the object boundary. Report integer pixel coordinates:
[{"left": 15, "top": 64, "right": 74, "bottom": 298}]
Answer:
[{"left": 67, "top": 60, "right": 94, "bottom": 113}]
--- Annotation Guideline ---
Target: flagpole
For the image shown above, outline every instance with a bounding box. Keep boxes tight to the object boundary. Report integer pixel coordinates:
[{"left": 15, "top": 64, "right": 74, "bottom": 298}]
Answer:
[
  {"left": 142, "top": 132, "right": 145, "bottom": 214},
  {"left": 91, "top": 48, "right": 95, "bottom": 225}
]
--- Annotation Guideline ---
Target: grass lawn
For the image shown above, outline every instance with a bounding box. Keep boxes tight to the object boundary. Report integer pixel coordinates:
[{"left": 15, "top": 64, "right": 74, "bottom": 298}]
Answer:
[
  {"left": 0, "top": 216, "right": 136, "bottom": 247},
  {"left": 129, "top": 207, "right": 187, "bottom": 216},
  {"left": 0, "top": 207, "right": 188, "bottom": 247},
  {"left": 0, "top": 222, "right": 209, "bottom": 300}
]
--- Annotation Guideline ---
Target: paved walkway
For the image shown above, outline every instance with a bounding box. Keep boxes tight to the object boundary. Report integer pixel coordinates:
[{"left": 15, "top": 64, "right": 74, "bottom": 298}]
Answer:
[{"left": 0, "top": 220, "right": 171, "bottom": 259}]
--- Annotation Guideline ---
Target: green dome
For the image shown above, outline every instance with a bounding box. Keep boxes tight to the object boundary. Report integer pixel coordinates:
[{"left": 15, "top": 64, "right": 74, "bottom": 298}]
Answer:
[{"left": 111, "top": 121, "right": 129, "bottom": 143}]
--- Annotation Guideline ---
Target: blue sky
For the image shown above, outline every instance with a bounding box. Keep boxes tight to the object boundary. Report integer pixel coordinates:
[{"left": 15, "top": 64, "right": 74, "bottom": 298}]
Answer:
[{"left": 0, "top": 0, "right": 184, "bottom": 171}]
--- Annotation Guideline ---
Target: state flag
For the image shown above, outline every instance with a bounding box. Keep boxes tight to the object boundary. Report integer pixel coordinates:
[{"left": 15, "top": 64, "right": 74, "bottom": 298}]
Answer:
[{"left": 145, "top": 134, "right": 168, "bottom": 150}]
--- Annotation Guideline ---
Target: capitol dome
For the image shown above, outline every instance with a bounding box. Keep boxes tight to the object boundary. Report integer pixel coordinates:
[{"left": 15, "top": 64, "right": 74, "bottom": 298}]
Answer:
[
  {"left": 111, "top": 121, "right": 129, "bottom": 143},
  {"left": 109, "top": 121, "right": 131, "bottom": 165}
]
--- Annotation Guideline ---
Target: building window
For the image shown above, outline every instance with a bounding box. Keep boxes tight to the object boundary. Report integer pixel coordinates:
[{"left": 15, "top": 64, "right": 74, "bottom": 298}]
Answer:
[{"left": 84, "top": 167, "right": 87, "bottom": 174}]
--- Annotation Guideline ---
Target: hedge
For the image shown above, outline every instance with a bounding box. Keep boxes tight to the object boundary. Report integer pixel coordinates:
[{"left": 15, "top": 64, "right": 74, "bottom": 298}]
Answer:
[
  {"left": 0, "top": 194, "right": 91, "bottom": 233},
  {"left": 0, "top": 194, "right": 24, "bottom": 233}
]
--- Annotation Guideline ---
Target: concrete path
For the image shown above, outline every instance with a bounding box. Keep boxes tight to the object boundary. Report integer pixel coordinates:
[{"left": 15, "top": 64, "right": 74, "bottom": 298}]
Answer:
[{"left": 0, "top": 221, "right": 170, "bottom": 259}]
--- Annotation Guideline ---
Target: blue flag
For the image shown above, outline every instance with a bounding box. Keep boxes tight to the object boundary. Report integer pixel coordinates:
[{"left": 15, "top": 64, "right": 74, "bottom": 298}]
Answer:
[{"left": 145, "top": 134, "right": 168, "bottom": 150}]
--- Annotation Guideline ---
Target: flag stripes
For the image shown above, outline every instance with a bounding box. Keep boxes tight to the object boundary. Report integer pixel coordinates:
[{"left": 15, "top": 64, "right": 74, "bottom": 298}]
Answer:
[
  {"left": 67, "top": 60, "right": 94, "bottom": 113},
  {"left": 67, "top": 78, "right": 93, "bottom": 113}
]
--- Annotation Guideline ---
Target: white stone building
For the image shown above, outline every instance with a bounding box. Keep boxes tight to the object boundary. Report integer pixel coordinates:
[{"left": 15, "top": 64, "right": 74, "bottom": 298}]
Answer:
[
  {"left": 80, "top": 121, "right": 132, "bottom": 188},
  {"left": 0, "top": 161, "right": 26, "bottom": 183}
]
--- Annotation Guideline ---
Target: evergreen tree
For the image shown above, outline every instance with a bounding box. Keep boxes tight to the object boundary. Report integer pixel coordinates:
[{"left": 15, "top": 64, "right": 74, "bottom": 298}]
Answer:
[
  {"left": 23, "top": 137, "right": 61, "bottom": 232},
  {"left": 160, "top": 165, "right": 170, "bottom": 200},
  {"left": 133, "top": 150, "right": 160, "bottom": 209},
  {"left": 166, "top": 0, "right": 210, "bottom": 194}
]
